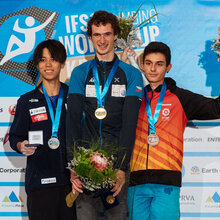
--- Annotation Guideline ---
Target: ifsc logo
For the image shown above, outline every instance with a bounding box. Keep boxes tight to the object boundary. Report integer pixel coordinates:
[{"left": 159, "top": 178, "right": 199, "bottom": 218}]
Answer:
[{"left": 0, "top": 7, "right": 59, "bottom": 85}]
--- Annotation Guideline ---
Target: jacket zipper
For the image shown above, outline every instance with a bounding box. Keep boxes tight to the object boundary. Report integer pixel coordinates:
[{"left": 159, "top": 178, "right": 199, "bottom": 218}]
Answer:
[
  {"left": 99, "top": 62, "right": 107, "bottom": 147},
  {"left": 146, "top": 90, "right": 154, "bottom": 169}
]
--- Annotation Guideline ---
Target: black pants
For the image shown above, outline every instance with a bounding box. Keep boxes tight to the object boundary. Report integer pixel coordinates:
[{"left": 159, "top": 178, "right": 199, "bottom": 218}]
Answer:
[{"left": 27, "top": 185, "right": 76, "bottom": 220}]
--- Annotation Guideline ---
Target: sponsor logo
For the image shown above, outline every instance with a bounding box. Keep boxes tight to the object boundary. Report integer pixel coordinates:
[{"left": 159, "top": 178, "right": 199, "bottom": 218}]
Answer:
[
  {"left": 29, "top": 106, "right": 46, "bottom": 116},
  {"left": 8, "top": 104, "right": 16, "bottom": 115},
  {"left": 207, "top": 137, "right": 220, "bottom": 142},
  {"left": 206, "top": 192, "right": 220, "bottom": 203},
  {"left": 0, "top": 167, "right": 25, "bottom": 173},
  {"left": 111, "top": 85, "right": 126, "bottom": 97},
  {"left": 89, "top": 77, "right": 94, "bottom": 83},
  {"left": 201, "top": 168, "right": 219, "bottom": 174},
  {"left": 191, "top": 166, "right": 200, "bottom": 175},
  {"left": 41, "top": 177, "right": 56, "bottom": 184},
  {"left": 161, "top": 107, "right": 170, "bottom": 121},
  {"left": 0, "top": 7, "right": 59, "bottom": 85},
  {"left": 31, "top": 113, "right": 48, "bottom": 123},
  {"left": 190, "top": 166, "right": 219, "bottom": 175},
  {"left": 205, "top": 192, "right": 220, "bottom": 208},
  {"left": 180, "top": 194, "right": 196, "bottom": 205},
  {"left": 184, "top": 137, "right": 202, "bottom": 142},
  {"left": 121, "top": 89, "right": 126, "bottom": 97},
  {"left": 114, "top": 77, "right": 120, "bottom": 83},
  {"left": 3, "top": 132, "right": 9, "bottom": 145},
  {"left": 29, "top": 98, "right": 39, "bottom": 103},
  {"left": 162, "top": 108, "right": 170, "bottom": 117},
  {"left": 2, "top": 191, "right": 23, "bottom": 203},
  {"left": 1, "top": 191, "right": 24, "bottom": 208}
]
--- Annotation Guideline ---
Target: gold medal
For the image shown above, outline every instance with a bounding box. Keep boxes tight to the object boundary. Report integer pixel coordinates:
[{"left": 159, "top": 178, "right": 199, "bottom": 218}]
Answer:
[
  {"left": 95, "top": 107, "right": 107, "bottom": 120},
  {"left": 106, "top": 195, "right": 115, "bottom": 204},
  {"left": 147, "top": 133, "right": 159, "bottom": 146}
]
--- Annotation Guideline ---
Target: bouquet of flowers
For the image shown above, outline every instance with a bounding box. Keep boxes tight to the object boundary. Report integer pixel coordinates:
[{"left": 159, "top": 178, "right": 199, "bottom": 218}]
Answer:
[
  {"left": 66, "top": 140, "right": 124, "bottom": 207},
  {"left": 211, "top": 27, "right": 220, "bottom": 62},
  {"left": 115, "top": 3, "right": 159, "bottom": 86},
  {"left": 115, "top": 3, "right": 159, "bottom": 50}
]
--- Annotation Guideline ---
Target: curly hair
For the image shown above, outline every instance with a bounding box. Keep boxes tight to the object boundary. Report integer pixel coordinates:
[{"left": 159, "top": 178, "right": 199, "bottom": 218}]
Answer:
[{"left": 87, "top": 10, "right": 120, "bottom": 37}]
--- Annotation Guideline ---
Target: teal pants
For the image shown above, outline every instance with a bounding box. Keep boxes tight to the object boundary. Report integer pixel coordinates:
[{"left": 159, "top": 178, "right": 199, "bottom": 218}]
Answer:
[{"left": 128, "top": 183, "right": 180, "bottom": 220}]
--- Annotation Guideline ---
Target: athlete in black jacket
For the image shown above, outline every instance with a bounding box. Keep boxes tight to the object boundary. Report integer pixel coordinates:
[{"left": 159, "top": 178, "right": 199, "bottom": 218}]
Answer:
[{"left": 9, "top": 40, "right": 76, "bottom": 220}]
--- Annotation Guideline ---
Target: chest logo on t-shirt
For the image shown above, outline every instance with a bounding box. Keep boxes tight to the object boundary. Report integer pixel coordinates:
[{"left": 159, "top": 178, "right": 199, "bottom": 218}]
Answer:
[
  {"left": 162, "top": 108, "right": 170, "bottom": 117},
  {"left": 111, "top": 84, "right": 126, "bottom": 97},
  {"left": 29, "top": 107, "right": 48, "bottom": 123},
  {"left": 86, "top": 85, "right": 102, "bottom": 97},
  {"left": 161, "top": 104, "right": 171, "bottom": 121},
  {"left": 114, "top": 77, "right": 120, "bottom": 83},
  {"left": 29, "top": 107, "right": 46, "bottom": 116},
  {"left": 89, "top": 77, "right": 94, "bottom": 83}
]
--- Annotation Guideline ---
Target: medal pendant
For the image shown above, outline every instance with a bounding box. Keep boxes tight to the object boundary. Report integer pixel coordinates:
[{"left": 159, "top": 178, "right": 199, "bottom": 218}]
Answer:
[
  {"left": 95, "top": 107, "right": 107, "bottom": 120},
  {"left": 48, "top": 137, "right": 60, "bottom": 149},
  {"left": 106, "top": 195, "right": 115, "bottom": 204},
  {"left": 147, "top": 133, "right": 159, "bottom": 146}
]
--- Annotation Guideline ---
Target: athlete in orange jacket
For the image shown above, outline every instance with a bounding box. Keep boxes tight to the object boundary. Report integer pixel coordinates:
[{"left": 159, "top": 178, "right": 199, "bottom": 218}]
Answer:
[{"left": 128, "top": 42, "right": 220, "bottom": 220}]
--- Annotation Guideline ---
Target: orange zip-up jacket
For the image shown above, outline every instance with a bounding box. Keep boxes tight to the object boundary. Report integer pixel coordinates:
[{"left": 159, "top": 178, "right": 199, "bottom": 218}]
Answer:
[{"left": 130, "top": 78, "right": 220, "bottom": 187}]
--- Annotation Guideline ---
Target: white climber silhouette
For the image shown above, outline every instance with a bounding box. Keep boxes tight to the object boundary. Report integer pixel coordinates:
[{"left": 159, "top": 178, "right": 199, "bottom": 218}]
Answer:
[{"left": 0, "top": 12, "right": 56, "bottom": 65}]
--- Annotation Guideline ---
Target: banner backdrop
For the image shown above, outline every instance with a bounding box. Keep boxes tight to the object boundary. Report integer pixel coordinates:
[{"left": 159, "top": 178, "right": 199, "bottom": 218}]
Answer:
[{"left": 0, "top": 0, "right": 220, "bottom": 219}]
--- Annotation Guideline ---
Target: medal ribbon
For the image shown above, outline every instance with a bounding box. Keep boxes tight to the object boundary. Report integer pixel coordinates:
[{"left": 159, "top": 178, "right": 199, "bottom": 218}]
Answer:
[
  {"left": 42, "top": 84, "right": 63, "bottom": 138},
  {"left": 144, "top": 82, "right": 167, "bottom": 134},
  {"left": 92, "top": 57, "right": 119, "bottom": 107}
]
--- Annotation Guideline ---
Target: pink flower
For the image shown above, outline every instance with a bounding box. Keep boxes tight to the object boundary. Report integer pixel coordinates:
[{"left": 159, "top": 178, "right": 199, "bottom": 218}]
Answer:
[{"left": 89, "top": 152, "right": 109, "bottom": 172}]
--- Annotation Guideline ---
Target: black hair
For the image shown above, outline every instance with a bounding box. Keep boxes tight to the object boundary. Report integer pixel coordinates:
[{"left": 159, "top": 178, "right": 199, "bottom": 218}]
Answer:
[
  {"left": 143, "top": 41, "right": 171, "bottom": 66},
  {"left": 33, "top": 39, "right": 67, "bottom": 66}
]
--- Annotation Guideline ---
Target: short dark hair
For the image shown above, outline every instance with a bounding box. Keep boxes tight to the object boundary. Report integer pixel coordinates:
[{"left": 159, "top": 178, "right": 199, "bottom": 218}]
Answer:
[
  {"left": 33, "top": 39, "right": 67, "bottom": 66},
  {"left": 87, "top": 10, "right": 120, "bottom": 37},
  {"left": 143, "top": 42, "right": 171, "bottom": 66}
]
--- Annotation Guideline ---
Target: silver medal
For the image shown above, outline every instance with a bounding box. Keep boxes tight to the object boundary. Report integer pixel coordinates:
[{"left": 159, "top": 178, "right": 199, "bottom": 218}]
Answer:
[
  {"left": 147, "top": 133, "right": 159, "bottom": 146},
  {"left": 48, "top": 137, "right": 60, "bottom": 149}
]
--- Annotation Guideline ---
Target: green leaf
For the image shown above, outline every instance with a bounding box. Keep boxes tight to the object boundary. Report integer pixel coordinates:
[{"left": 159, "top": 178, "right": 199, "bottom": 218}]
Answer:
[{"left": 133, "top": 2, "right": 144, "bottom": 18}]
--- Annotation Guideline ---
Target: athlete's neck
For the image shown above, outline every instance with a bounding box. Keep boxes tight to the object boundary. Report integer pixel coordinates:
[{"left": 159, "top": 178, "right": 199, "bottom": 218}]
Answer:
[
  {"left": 150, "top": 80, "right": 164, "bottom": 91},
  {"left": 96, "top": 52, "right": 115, "bottom": 62},
  {"left": 41, "top": 80, "right": 60, "bottom": 96}
]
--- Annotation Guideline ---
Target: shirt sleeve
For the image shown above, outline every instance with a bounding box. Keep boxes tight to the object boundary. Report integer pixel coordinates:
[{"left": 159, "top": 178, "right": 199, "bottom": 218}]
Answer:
[
  {"left": 9, "top": 96, "right": 29, "bottom": 153},
  {"left": 66, "top": 65, "right": 87, "bottom": 161},
  {"left": 175, "top": 87, "right": 220, "bottom": 120}
]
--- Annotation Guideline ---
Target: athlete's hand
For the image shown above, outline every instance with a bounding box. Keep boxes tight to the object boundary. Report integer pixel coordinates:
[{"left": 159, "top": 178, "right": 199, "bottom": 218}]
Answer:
[
  {"left": 70, "top": 170, "right": 83, "bottom": 193},
  {"left": 111, "top": 170, "right": 125, "bottom": 197},
  {"left": 121, "top": 47, "right": 136, "bottom": 64},
  {"left": 17, "top": 140, "right": 37, "bottom": 156}
]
